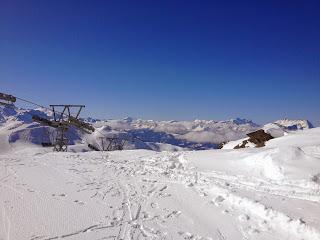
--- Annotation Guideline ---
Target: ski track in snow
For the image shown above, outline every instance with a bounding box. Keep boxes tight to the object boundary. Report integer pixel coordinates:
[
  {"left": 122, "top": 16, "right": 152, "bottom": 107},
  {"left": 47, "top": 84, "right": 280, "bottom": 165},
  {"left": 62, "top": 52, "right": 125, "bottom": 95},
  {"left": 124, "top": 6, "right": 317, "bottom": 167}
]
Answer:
[{"left": 0, "top": 150, "right": 320, "bottom": 240}]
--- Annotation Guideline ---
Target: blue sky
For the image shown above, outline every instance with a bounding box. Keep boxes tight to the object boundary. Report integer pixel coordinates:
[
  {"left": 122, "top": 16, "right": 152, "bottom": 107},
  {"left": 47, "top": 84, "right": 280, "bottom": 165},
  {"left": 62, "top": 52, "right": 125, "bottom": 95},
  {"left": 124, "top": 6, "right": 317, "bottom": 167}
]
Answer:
[{"left": 1, "top": 0, "right": 319, "bottom": 125}]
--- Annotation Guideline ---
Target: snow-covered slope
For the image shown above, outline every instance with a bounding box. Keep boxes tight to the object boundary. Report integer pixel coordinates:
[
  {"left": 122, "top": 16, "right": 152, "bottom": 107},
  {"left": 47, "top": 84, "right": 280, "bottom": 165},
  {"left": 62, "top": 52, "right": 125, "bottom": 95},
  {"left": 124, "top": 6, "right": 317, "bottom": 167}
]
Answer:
[
  {"left": 1, "top": 126, "right": 320, "bottom": 239},
  {"left": 202, "top": 129, "right": 320, "bottom": 181}
]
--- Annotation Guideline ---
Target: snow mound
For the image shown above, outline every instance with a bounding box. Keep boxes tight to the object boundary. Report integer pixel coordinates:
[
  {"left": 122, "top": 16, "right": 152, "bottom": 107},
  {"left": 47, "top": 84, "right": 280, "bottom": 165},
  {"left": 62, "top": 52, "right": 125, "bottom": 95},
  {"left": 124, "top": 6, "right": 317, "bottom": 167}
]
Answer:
[
  {"left": 190, "top": 128, "right": 320, "bottom": 183},
  {"left": 267, "top": 127, "right": 320, "bottom": 148},
  {"left": 243, "top": 146, "right": 320, "bottom": 180}
]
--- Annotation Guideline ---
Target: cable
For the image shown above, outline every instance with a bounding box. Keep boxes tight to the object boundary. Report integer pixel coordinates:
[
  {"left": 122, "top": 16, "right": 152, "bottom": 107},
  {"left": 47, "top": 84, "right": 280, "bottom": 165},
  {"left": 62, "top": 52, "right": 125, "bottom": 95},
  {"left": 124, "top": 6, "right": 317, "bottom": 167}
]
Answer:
[
  {"left": 16, "top": 96, "right": 145, "bottom": 143},
  {"left": 15, "top": 97, "right": 50, "bottom": 111},
  {"left": 16, "top": 96, "right": 78, "bottom": 121},
  {"left": 3, "top": 92, "right": 149, "bottom": 151},
  {"left": 0, "top": 103, "right": 35, "bottom": 119}
]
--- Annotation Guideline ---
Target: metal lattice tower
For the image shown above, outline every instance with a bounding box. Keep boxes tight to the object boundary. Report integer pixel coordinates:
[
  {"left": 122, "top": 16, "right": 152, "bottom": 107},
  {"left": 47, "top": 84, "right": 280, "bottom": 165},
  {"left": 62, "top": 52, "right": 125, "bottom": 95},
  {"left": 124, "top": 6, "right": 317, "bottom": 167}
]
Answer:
[
  {"left": 98, "top": 136, "right": 127, "bottom": 151},
  {"left": 53, "top": 125, "right": 69, "bottom": 151},
  {"left": 33, "top": 104, "right": 94, "bottom": 152},
  {"left": 1, "top": 91, "right": 96, "bottom": 152},
  {"left": 50, "top": 105, "right": 85, "bottom": 152}
]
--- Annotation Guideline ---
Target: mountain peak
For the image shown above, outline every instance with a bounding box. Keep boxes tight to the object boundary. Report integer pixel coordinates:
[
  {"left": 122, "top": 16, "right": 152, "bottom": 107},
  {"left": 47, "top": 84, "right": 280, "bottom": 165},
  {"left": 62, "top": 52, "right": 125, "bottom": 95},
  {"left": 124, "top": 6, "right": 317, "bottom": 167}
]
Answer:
[{"left": 275, "top": 119, "right": 313, "bottom": 130}]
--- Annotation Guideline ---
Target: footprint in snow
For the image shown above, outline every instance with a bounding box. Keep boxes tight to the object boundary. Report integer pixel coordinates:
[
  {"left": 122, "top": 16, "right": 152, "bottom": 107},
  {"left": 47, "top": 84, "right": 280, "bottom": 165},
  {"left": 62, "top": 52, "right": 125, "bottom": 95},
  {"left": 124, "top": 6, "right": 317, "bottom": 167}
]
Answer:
[
  {"left": 159, "top": 185, "right": 168, "bottom": 192},
  {"left": 74, "top": 200, "right": 85, "bottom": 205},
  {"left": 186, "top": 182, "right": 194, "bottom": 187},
  {"left": 166, "top": 210, "right": 181, "bottom": 219},
  {"left": 238, "top": 214, "right": 250, "bottom": 222},
  {"left": 258, "top": 220, "right": 271, "bottom": 231},
  {"left": 51, "top": 193, "right": 67, "bottom": 198},
  {"left": 151, "top": 202, "right": 159, "bottom": 209},
  {"left": 178, "top": 231, "right": 211, "bottom": 240},
  {"left": 211, "top": 195, "right": 225, "bottom": 206},
  {"left": 222, "top": 209, "right": 229, "bottom": 214},
  {"left": 247, "top": 226, "right": 260, "bottom": 235},
  {"left": 200, "top": 192, "right": 208, "bottom": 197}
]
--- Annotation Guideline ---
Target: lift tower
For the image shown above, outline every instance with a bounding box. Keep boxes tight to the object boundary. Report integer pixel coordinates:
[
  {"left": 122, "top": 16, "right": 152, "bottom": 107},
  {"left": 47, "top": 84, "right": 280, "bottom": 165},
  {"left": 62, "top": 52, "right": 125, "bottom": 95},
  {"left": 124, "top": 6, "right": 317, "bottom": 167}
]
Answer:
[
  {"left": 98, "top": 136, "right": 127, "bottom": 151},
  {"left": 1, "top": 92, "right": 95, "bottom": 152},
  {"left": 33, "top": 105, "right": 95, "bottom": 152},
  {"left": 50, "top": 105, "right": 92, "bottom": 152}
]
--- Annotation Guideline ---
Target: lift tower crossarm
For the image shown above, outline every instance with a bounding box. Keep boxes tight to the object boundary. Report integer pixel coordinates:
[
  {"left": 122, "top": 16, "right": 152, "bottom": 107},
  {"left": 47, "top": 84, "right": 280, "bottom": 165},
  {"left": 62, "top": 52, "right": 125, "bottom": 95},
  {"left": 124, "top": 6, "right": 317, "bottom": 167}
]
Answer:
[
  {"left": 0, "top": 92, "right": 16, "bottom": 105},
  {"left": 50, "top": 105, "right": 85, "bottom": 122}
]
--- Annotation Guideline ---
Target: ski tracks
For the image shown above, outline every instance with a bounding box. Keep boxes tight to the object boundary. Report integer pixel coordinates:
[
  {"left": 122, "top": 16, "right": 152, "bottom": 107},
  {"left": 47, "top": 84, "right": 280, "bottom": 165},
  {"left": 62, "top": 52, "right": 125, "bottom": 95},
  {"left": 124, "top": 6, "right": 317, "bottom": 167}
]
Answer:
[
  {"left": 180, "top": 160, "right": 320, "bottom": 240},
  {"left": 3, "top": 150, "right": 320, "bottom": 240}
]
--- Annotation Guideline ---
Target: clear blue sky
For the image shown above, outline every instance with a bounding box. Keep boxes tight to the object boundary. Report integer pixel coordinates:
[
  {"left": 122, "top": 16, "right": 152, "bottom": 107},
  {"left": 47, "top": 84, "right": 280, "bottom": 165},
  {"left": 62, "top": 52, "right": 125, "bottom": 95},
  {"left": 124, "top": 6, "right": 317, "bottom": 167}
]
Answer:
[{"left": 1, "top": 0, "right": 319, "bottom": 125}]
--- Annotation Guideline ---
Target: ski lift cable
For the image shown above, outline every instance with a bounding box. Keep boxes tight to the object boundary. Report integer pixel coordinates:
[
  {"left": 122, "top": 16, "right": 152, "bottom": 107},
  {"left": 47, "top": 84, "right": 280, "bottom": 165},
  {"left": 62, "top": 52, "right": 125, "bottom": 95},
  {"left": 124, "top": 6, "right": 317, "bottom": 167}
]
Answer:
[
  {"left": 16, "top": 96, "right": 144, "bottom": 143},
  {"left": 2, "top": 93, "right": 144, "bottom": 146},
  {"left": 15, "top": 96, "right": 50, "bottom": 112}
]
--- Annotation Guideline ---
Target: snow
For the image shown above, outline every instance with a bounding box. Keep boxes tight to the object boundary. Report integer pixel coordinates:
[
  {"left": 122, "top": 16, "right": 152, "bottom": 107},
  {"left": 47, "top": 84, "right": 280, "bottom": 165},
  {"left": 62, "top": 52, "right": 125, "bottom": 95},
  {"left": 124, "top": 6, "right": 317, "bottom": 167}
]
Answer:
[
  {"left": 222, "top": 137, "right": 250, "bottom": 149},
  {"left": 263, "top": 123, "right": 287, "bottom": 138},
  {"left": 275, "top": 119, "right": 314, "bottom": 130},
  {"left": 1, "top": 124, "right": 320, "bottom": 239},
  {"left": 267, "top": 127, "right": 320, "bottom": 148},
  {"left": 0, "top": 106, "right": 262, "bottom": 151},
  {"left": 1, "top": 105, "right": 320, "bottom": 239}
]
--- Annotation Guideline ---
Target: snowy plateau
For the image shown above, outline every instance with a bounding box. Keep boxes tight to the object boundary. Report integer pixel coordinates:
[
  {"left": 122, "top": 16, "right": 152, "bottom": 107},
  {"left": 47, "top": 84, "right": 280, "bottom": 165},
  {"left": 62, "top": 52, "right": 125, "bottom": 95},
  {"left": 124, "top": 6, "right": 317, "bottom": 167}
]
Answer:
[{"left": 0, "top": 106, "right": 320, "bottom": 240}]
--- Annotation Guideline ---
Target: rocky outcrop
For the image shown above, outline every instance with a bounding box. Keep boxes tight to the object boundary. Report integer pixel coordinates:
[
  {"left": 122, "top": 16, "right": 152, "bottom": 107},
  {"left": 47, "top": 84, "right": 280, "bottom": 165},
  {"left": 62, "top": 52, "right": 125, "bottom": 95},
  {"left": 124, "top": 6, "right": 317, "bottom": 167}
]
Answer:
[
  {"left": 246, "top": 129, "right": 274, "bottom": 147},
  {"left": 234, "top": 129, "right": 274, "bottom": 149}
]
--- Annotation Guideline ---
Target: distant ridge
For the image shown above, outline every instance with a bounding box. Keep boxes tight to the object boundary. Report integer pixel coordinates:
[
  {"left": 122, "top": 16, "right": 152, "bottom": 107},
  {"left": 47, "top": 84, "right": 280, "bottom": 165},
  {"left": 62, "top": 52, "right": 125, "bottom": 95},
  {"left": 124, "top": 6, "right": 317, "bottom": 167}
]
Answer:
[{"left": 0, "top": 105, "right": 314, "bottom": 151}]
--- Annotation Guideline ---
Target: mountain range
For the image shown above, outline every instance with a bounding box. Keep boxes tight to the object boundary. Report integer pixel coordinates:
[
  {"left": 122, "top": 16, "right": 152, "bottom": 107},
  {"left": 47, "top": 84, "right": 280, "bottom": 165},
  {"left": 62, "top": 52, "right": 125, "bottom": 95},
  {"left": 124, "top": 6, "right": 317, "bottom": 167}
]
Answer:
[{"left": 0, "top": 105, "right": 314, "bottom": 152}]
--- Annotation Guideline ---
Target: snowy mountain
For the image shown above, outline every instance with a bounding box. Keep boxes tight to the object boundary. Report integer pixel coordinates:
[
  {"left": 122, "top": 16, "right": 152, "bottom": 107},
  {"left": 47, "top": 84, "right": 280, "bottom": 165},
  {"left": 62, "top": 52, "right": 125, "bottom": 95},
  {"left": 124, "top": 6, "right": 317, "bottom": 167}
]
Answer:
[
  {"left": 79, "top": 116, "right": 261, "bottom": 150},
  {"left": 0, "top": 105, "right": 315, "bottom": 152},
  {"left": 274, "top": 119, "right": 314, "bottom": 130},
  {"left": 91, "top": 117, "right": 260, "bottom": 145}
]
